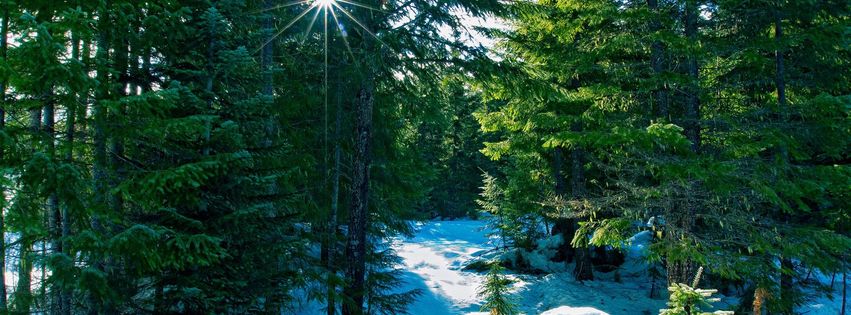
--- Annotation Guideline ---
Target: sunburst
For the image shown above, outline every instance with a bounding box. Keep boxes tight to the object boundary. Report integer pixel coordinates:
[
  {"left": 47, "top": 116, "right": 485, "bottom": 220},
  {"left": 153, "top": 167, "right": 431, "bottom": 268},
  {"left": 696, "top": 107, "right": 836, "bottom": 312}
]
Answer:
[{"left": 257, "top": 0, "right": 388, "bottom": 168}]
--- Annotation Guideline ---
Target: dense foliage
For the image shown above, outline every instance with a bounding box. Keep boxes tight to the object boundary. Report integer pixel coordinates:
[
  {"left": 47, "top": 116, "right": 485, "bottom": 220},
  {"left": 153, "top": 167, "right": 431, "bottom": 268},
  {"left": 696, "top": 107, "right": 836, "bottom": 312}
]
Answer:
[
  {"left": 0, "top": 0, "right": 846, "bottom": 314},
  {"left": 476, "top": 0, "right": 849, "bottom": 313},
  {"left": 0, "top": 0, "right": 498, "bottom": 313}
]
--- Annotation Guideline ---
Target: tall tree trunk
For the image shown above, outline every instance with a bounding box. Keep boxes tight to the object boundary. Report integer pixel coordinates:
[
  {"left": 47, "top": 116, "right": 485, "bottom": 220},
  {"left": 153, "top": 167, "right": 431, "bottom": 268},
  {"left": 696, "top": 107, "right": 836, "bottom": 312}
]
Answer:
[
  {"left": 666, "top": 0, "right": 700, "bottom": 286},
  {"left": 110, "top": 10, "right": 129, "bottom": 217},
  {"left": 15, "top": 97, "right": 42, "bottom": 314},
  {"left": 258, "top": 1, "right": 284, "bottom": 311},
  {"left": 683, "top": 0, "right": 701, "bottom": 153},
  {"left": 41, "top": 13, "right": 60, "bottom": 308},
  {"left": 56, "top": 28, "right": 84, "bottom": 315},
  {"left": 569, "top": 129, "right": 593, "bottom": 281},
  {"left": 90, "top": 2, "right": 112, "bottom": 313},
  {"left": 325, "top": 67, "right": 344, "bottom": 315},
  {"left": 0, "top": 0, "right": 9, "bottom": 309},
  {"left": 773, "top": 8, "right": 795, "bottom": 314},
  {"left": 342, "top": 77, "right": 374, "bottom": 315},
  {"left": 44, "top": 88, "right": 59, "bottom": 315},
  {"left": 647, "top": 0, "right": 668, "bottom": 120}
]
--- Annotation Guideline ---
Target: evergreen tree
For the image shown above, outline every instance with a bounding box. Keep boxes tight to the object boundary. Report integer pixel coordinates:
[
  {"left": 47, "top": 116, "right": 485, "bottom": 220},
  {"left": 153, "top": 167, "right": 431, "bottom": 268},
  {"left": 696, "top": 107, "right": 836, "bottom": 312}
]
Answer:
[
  {"left": 478, "top": 263, "right": 518, "bottom": 315},
  {"left": 476, "top": 0, "right": 849, "bottom": 310}
]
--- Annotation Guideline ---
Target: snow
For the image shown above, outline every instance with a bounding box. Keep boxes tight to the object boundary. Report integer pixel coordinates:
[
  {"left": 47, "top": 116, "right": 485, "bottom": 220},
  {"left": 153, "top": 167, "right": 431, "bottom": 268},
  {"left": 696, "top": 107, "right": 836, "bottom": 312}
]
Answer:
[
  {"left": 539, "top": 306, "right": 609, "bottom": 315},
  {"left": 796, "top": 270, "right": 848, "bottom": 315},
  {"left": 293, "top": 219, "right": 848, "bottom": 315},
  {"left": 394, "top": 219, "right": 667, "bottom": 314},
  {"left": 395, "top": 220, "right": 496, "bottom": 314}
]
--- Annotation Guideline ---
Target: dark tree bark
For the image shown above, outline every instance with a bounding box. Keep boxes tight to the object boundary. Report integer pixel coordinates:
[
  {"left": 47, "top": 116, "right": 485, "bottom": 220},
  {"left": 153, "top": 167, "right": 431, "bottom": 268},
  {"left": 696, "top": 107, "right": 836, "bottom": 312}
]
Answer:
[
  {"left": 683, "top": 0, "right": 701, "bottom": 153},
  {"left": 665, "top": 0, "right": 701, "bottom": 287},
  {"left": 44, "top": 83, "right": 59, "bottom": 315},
  {"left": 15, "top": 85, "right": 42, "bottom": 314},
  {"left": 110, "top": 11, "right": 129, "bottom": 215},
  {"left": 647, "top": 0, "right": 668, "bottom": 120},
  {"left": 57, "top": 33, "right": 81, "bottom": 315},
  {"left": 774, "top": 8, "right": 795, "bottom": 314},
  {"left": 342, "top": 78, "right": 374, "bottom": 315},
  {"left": 90, "top": 2, "right": 114, "bottom": 314},
  {"left": 569, "top": 134, "right": 593, "bottom": 281},
  {"left": 551, "top": 147, "right": 576, "bottom": 263},
  {"left": 325, "top": 67, "right": 344, "bottom": 315}
]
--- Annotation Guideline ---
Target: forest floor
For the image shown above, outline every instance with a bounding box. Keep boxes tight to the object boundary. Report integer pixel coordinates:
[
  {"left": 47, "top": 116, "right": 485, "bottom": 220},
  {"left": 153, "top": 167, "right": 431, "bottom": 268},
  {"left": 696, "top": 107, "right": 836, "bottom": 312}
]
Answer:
[
  {"left": 393, "top": 219, "right": 846, "bottom": 315},
  {"left": 294, "top": 219, "right": 846, "bottom": 314},
  {"left": 394, "top": 219, "right": 667, "bottom": 315}
]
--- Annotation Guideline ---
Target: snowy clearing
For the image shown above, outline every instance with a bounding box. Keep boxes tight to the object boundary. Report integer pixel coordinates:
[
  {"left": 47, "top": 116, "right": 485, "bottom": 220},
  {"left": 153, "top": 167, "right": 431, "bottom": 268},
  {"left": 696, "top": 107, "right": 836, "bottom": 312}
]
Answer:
[
  {"left": 295, "top": 219, "right": 846, "bottom": 315},
  {"left": 393, "top": 220, "right": 847, "bottom": 315},
  {"left": 394, "top": 220, "right": 666, "bottom": 314}
]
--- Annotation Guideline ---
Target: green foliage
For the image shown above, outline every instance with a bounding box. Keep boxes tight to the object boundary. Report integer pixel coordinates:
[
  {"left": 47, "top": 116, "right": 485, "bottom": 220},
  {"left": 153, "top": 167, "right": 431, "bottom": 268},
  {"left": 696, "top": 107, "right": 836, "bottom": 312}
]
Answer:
[
  {"left": 660, "top": 267, "right": 734, "bottom": 315},
  {"left": 659, "top": 284, "right": 733, "bottom": 315},
  {"left": 478, "top": 263, "right": 518, "bottom": 315},
  {"left": 476, "top": 0, "right": 850, "bottom": 309}
]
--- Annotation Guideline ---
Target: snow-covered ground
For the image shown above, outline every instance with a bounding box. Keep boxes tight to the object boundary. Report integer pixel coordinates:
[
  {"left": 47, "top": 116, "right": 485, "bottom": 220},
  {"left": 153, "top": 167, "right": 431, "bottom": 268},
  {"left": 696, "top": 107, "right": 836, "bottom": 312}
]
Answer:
[
  {"left": 394, "top": 220, "right": 494, "bottom": 314},
  {"left": 393, "top": 219, "right": 847, "bottom": 315},
  {"left": 395, "top": 220, "right": 666, "bottom": 314},
  {"left": 295, "top": 219, "right": 847, "bottom": 314}
]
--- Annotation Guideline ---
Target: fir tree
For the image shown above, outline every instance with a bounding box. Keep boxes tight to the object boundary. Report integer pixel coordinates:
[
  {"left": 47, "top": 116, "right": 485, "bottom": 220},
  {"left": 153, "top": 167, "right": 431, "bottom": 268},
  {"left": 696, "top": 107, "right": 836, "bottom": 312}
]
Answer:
[{"left": 478, "top": 263, "right": 518, "bottom": 315}]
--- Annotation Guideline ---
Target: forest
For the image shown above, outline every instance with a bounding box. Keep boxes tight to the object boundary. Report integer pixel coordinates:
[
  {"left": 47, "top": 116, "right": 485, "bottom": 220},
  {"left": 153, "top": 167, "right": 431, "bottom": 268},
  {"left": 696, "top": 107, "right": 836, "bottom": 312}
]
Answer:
[{"left": 0, "top": 0, "right": 848, "bottom": 314}]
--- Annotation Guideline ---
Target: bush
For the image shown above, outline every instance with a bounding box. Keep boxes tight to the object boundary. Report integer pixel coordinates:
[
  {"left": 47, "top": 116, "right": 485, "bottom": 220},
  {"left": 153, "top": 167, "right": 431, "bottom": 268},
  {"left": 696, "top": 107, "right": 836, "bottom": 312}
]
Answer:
[{"left": 659, "top": 267, "right": 734, "bottom": 315}]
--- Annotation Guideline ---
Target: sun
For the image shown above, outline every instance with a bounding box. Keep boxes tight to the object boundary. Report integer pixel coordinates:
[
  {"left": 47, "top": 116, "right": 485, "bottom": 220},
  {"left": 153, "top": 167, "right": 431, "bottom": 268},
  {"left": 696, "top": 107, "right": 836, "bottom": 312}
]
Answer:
[{"left": 315, "top": 0, "right": 336, "bottom": 9}]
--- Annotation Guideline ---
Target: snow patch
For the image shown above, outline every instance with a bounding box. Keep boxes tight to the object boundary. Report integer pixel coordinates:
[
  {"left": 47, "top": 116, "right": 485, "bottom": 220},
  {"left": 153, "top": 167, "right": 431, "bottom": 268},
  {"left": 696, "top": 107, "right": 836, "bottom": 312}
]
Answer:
[{"left": 540, "top": 306, "right": 610, "bottom": 315}]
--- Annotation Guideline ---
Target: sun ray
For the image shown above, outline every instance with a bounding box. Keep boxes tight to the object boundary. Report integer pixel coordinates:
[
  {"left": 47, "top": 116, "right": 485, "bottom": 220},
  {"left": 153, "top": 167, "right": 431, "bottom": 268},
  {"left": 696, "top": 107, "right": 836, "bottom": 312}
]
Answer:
[
  {"left": 330, "top": 2, "right": 393, "bottom": 51},
  {"left": 255, "top": 1, "right": 321, "bottom": 54},
  {"left": 299, "top": 4, "right": 323, "bottom": 45},
  {"left": 336, "top": 0, "right": 386, "bottom": 13}
]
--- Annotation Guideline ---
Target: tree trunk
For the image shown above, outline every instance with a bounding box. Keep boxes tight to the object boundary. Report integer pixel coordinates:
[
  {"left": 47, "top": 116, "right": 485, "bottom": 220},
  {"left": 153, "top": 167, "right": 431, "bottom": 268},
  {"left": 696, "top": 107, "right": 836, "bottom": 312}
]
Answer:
[
  {"left": 44, "top": 87, "right": 60, "bottom": 315},
  {"left": 342, "top": 78, "right": 374, "bottom": 315},
  {"left": 779, "top": 257, "right": 795, "bottom": 314},
  {"left": 110, "top": 11, "right": 129, "bottom": 217},
  {"left": 15, "top": 96, "right": 42, "bottom": 314},
  {"left": 90, "top": 2, "right": 112, "bottom": 313},
  {"left": 570, "top": 138, "right": 593, "bottom": 281},
  {"left": 774, "top": 9, "right": 795, "bottom": 314},
  {"left": 551, "top": 147, "right": 575, "bottom": 263},
  {"left": 325, "top": 66, "right": 344, "bottom": 315},
  {"left": 683, "top": 0, "right": 701, "bottom": 153},
  {"left": 666, "top": 0, "right": 701, "bottom": 287},
  {"left": 647, "top": 0, "right": 668, "bottom": 120}
]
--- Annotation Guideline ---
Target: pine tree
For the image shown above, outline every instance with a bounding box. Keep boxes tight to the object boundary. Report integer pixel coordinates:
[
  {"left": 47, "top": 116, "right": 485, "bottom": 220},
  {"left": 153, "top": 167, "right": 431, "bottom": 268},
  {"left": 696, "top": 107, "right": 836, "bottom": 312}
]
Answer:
[{"left": 478, "top": 263, "right": 518, "bottom": 315}]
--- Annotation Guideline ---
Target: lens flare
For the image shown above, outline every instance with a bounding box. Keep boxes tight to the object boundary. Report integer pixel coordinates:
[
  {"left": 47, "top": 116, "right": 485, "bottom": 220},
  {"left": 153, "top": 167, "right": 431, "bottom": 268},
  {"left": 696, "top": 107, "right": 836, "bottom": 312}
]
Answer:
[
  {"left": 315, "top": 0, "right": 336, "bottom": 8},
  {"left": 258, "top": 0, "right": 390, "bottom": 164}
]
